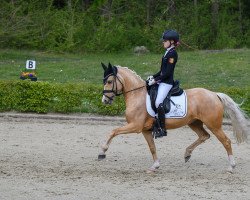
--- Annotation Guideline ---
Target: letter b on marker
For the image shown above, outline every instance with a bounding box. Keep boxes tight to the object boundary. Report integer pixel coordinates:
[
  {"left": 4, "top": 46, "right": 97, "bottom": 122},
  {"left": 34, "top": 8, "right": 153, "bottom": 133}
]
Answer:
[{"left": 26, "top": 60, "right": 36, "bottom": 69}]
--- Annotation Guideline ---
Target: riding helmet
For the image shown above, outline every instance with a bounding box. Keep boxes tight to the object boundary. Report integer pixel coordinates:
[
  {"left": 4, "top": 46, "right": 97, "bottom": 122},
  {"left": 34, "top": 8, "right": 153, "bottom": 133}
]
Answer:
[{"left": 162, "top": 30, "right": 179, "bottom": 43}]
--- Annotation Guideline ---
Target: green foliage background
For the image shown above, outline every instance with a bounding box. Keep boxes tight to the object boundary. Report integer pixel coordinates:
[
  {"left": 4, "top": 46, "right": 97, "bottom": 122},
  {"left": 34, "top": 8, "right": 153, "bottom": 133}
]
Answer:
[{"left": 0, "top": 0, "right": 249, "bottom": 52}]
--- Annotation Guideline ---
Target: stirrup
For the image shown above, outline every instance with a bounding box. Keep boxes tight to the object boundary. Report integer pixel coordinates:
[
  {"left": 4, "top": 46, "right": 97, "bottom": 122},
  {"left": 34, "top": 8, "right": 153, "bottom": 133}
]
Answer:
[
  {"left": 152, "top": 128, "right": 167, "bottom": 139},
  {"left": 152, "top": 119, "right": 167, "bottom": 139},
  {"left": 161, "top": 129, "right": 167, "bottom": 137}
]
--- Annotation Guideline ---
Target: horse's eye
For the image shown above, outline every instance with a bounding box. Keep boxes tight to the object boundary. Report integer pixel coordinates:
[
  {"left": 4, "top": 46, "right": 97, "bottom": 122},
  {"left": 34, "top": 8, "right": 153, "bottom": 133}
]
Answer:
[{"left": 107, "top": 80, "right": 113, "bottom": 84}]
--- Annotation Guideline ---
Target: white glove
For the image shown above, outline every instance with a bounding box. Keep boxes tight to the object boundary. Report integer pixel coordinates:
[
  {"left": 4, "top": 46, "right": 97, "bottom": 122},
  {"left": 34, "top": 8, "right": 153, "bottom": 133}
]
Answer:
[
  {"left": 147, "top": 76, "right": 154, "bottom": 81},
  {"left": 148, "top": 78, "right": 155, "bottom": 86}
]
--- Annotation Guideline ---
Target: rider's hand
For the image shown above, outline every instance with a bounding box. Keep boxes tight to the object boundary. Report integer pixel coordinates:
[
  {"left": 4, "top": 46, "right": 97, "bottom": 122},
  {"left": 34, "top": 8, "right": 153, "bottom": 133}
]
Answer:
[
  {"left": 146, "top": 78, "right": 155, "bottom": 86},
  {"left": 146, "top": 76, "right": 154, "bottom": 81}
]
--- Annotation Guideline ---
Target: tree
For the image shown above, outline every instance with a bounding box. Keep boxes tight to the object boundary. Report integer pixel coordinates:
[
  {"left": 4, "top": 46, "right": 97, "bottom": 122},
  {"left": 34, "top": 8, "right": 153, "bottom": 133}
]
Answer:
[{"left": 211, "top": 0, "right": 219, "bottom": 40}]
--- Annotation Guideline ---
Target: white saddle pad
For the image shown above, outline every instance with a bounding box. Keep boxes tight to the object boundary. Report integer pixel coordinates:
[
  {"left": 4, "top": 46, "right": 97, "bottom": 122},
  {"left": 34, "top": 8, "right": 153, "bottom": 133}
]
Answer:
[{"left": 146, "top": 91, "right": 187, "bottom": 118}]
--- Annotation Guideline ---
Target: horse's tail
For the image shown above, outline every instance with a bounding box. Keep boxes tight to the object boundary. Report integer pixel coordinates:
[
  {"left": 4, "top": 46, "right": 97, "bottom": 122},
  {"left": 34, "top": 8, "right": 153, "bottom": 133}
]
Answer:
[{"left": 217, "top": 93, "right": 248, "bottom": 144}]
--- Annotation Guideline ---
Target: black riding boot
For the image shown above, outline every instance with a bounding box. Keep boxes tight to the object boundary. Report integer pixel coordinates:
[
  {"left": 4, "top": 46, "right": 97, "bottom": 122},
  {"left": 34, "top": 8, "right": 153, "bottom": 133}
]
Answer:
[{"left": 153, "top": 103, "right": 167, "bottom": 139}]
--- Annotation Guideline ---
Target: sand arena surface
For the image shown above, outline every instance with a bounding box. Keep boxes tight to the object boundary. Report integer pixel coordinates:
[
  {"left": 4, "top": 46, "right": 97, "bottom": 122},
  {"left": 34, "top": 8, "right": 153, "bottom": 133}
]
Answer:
[{"left": 0, "top": 113, "right": 249, "bottom": 200}]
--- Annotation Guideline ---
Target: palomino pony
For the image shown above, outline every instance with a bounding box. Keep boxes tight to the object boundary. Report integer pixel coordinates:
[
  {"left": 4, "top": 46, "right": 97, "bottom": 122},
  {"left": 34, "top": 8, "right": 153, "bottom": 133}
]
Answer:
[{"left": 99, "top": 63, "right": 248, "bottom": 173}]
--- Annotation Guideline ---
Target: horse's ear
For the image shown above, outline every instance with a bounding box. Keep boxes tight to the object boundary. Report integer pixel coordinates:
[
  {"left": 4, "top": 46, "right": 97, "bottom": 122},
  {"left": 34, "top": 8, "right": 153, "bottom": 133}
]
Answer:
[
  {"left": 107, "top": 62, "right": 113, "bottom": 71},
  {"left": 112, "top": 66, "right": 118, "bottom": 75},
  {"left": 101, "top": 62, "right": 107, "bottom": 71}
]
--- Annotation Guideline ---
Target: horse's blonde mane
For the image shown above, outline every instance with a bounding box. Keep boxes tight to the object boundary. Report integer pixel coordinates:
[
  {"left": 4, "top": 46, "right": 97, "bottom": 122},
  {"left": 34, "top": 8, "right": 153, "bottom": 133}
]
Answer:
[{"left": 116, "top": 65, "right": 144, "bottom": 81}]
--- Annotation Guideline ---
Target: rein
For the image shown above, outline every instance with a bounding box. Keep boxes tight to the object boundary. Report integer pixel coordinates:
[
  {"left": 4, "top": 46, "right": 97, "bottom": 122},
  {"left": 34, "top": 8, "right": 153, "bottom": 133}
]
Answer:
[{"left": 124, "top": 85, "right": 146, "bottom": 94}]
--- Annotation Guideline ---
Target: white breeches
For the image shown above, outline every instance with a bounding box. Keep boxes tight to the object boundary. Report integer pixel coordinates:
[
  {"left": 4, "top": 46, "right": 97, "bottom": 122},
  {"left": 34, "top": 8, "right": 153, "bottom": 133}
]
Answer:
[{"left": 155, "top": 83, "right": 173, "bottom": 108}]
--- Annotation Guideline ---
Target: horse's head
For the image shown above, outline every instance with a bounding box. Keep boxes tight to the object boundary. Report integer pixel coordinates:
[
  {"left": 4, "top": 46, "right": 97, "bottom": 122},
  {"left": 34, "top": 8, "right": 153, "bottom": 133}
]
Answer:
[{"left": 101, "top": 63, "right": 123, "bottom": 104}]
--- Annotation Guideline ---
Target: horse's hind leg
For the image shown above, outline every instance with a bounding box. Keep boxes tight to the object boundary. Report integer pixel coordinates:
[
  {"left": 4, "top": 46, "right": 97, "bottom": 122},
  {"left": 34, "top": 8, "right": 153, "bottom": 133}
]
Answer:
[
  {"left": 185, "top": 120, "right": 210, "bottom": 162},
  {"left": 208, "top": 127, "right": 235, "bottom": 173}
]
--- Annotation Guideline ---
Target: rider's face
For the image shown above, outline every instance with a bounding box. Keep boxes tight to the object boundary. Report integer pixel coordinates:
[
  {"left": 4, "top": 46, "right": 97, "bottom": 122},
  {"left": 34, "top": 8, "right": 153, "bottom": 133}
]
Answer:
[{"left": 163, "top": 40, "right": 171, "bottom": 49}]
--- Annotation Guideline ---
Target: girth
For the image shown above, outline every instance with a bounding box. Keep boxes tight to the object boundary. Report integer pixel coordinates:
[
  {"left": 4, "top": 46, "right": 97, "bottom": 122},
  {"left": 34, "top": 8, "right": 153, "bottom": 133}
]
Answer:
[{"left": 147, "top": 80, "right": 183, "bottom": 113}]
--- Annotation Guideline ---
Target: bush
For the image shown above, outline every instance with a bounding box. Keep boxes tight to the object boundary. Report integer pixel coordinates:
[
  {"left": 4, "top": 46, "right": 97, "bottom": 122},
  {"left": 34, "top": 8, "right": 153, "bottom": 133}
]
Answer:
[
  {"left": 0, "top": 80, "right": 126, "bottom": 115},
  {"left": 0, "top": 80, "right": 248, "bottom": 116},
  {"left": 0, "top": 81, "right": 54, "bottom": 113}
]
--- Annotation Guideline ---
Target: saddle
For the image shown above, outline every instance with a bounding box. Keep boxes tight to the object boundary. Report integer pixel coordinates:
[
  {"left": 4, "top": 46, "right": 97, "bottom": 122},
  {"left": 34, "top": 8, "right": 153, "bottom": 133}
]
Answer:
[{"left": 147, "top": 80, "right": 183, "bottom": 114}]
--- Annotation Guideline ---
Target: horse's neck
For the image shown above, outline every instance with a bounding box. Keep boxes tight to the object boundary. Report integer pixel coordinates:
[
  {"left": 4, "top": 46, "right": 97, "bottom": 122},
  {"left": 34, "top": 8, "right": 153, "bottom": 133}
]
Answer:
[
  {"left": 118, "top": 68, "right": 146, "bottom": 109},
  {"left": 118, "top": 67, "right": 147, "bottom": 121},
  {"left": 118, "top": 67, "right": 145, "bottom": 93}
]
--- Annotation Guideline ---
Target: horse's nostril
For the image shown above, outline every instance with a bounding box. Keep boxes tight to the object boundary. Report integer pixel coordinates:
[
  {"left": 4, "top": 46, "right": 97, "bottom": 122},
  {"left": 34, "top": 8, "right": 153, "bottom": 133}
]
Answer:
[{"left": 104, "top": 99, "right": 109, "bottom": 104}]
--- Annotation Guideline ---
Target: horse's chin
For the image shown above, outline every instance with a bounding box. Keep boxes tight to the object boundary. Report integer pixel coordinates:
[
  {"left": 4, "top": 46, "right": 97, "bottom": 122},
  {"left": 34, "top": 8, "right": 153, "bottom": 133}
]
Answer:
[
  {"left": 108, "top": 101, "right": 113, "bottom": 105},
  {"left": 105, "top": 101, "right": 113, "bottom": 105}
]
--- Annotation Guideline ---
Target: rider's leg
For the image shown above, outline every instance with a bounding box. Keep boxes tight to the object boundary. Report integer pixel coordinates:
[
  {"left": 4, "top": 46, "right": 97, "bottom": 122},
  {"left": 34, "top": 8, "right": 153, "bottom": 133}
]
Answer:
[
  {"left": 154, "top": 83, "right": 172, "bottom": 138},
  {"left": 155, "top": 83, "right": 173, "bottom": 108},
  {"left": 157, "top": 103, "right": 167, "bottom": 136}
]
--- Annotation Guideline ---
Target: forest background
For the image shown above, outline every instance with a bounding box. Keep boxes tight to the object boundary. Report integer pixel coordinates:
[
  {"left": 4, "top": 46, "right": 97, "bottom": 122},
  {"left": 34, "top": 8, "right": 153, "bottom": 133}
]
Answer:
[
  {"left": 0, "top": 0, "right": 249, "bottom": 115},
  {"left": 1, "top": 0, "right": 250, "bottom": 52}
]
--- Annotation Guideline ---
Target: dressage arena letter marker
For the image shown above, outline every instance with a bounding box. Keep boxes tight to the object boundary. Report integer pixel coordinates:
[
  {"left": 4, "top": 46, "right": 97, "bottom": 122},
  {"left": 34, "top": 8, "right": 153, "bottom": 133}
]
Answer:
[{"left": 26, "top": 60, "right": 36, "bottom": 69}]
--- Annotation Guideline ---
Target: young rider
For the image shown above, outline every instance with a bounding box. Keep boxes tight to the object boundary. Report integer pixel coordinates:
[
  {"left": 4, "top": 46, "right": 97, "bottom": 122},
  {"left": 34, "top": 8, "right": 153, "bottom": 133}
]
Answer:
[{"left": 146, "top": 29, "right": 179, "bottom": 138}]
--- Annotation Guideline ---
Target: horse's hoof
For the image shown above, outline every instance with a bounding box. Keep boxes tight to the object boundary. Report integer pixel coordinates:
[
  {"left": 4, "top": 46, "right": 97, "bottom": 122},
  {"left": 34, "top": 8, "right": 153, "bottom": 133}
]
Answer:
[
  {"left": 98, "top": 154, "right": 106, "bottom": 160},
  {"left": 146, "top": 168, "right": 156, "bottom": 174},
  {"left": 227, "top": 166, "right": 234, "bottom": 174},
  {"left": 185, "top": 155, "right": 191, "bottom": 163}
]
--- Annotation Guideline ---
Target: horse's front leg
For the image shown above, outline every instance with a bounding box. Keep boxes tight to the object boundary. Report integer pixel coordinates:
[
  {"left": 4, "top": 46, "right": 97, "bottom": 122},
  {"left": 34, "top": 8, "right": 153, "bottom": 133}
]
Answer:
[
  {"left": 98, "top": 123, "right": 141, "bottom": 160},
  {"left": 142, "top": 131, "right": 160, "bottom": 173}
]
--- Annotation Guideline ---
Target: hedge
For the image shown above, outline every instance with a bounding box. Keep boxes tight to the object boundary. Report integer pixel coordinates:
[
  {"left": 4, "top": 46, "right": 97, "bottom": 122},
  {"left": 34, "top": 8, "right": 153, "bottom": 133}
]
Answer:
[
  {"left": 0, "top": 80, "right": 125, "bottom": 115},
  {"left": 0, "top": 80, "right": 249, "bottom": 116}
]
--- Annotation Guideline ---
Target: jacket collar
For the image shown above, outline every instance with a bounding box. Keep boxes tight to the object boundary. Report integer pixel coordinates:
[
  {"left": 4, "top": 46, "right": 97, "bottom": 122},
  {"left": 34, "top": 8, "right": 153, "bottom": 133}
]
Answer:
[{"left": 164, "top": 46, "right": 175, "bottom": 57}]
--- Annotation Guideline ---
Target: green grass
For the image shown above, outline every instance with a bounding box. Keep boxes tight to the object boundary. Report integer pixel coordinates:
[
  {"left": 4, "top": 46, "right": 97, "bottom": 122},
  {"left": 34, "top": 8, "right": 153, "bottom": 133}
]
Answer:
[
  {"left": 0, "top": 48, "right": 249, "bottom": 89},
  {"left": 0, "top": 48, "right": 249, "bottom": 115},
  {"left": 177, "top": 49, "right": 250, "bottom": 89}
]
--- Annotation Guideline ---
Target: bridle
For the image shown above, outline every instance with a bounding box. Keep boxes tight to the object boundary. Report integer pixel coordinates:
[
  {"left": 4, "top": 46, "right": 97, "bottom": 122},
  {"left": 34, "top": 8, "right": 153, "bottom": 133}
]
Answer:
[
  {"left": 102, "top": 73, "right": 145, "bottom": 101},
  {"left": 102, "top": 73, "right": 123, "bottom": 101}
]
